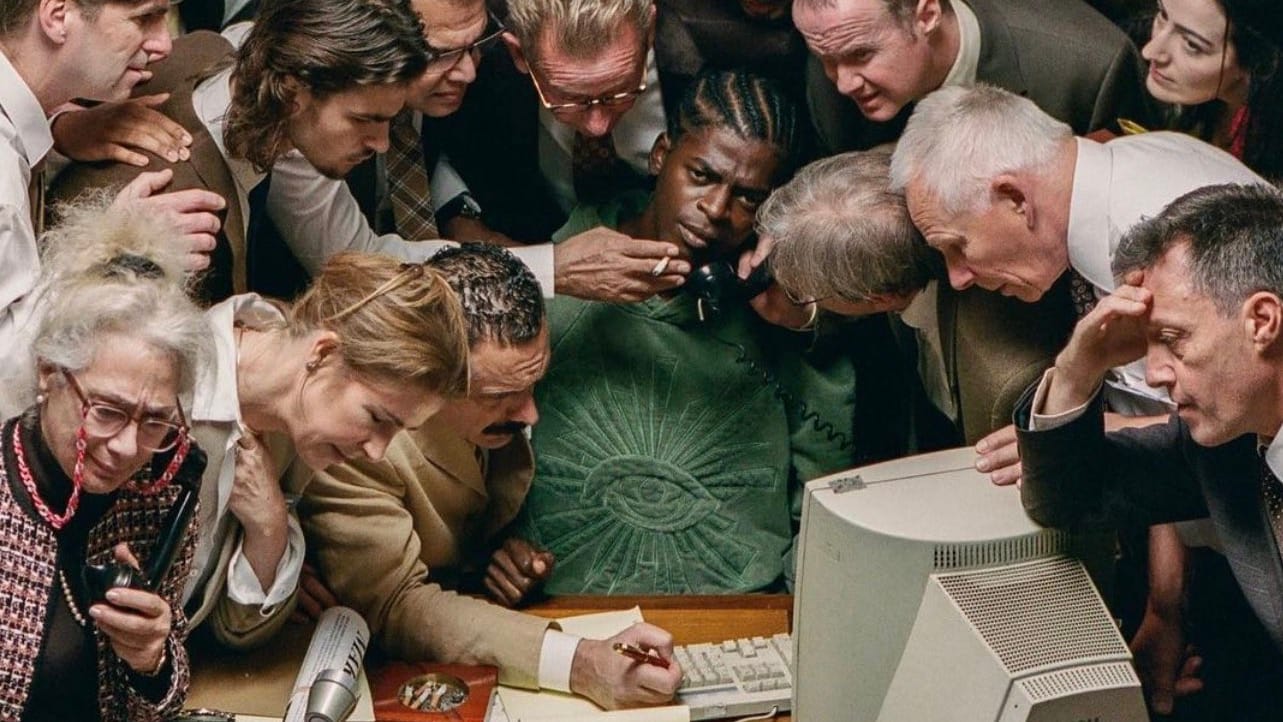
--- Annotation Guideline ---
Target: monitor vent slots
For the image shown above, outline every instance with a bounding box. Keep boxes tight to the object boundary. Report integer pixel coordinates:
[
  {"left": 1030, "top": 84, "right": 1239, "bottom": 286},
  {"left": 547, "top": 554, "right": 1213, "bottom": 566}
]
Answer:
[
  {"left": 931, "top": 529, "right": 1070, "bottom": 570},
  {"left": 1017, "top": 662, "right": 1140, "bottom": 702},
  {"left": 933, "top": 556, "right": 1127, "bottom": 673}
]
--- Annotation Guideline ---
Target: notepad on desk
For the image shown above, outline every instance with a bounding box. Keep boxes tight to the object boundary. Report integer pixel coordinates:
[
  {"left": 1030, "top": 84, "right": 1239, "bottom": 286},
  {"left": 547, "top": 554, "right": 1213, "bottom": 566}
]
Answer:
[{"left": 490, "top": 607, "right": 690, "bottom": 722}]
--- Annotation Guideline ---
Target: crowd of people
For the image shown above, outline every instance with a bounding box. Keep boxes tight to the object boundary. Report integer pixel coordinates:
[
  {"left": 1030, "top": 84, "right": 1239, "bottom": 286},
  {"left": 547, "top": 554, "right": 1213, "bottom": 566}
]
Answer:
[{"left": 1, "top": 0, "right": 1282, "bottom": 720}]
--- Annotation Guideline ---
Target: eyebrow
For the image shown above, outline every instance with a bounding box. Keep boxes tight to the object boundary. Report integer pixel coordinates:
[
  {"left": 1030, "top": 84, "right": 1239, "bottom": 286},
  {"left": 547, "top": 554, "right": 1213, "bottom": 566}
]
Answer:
[
  {"left": 375, "top": 405, "right": 407, "bottom": 429},
  {"left": 1158, "top": 1, "right": 1216, "bottom": 46}
]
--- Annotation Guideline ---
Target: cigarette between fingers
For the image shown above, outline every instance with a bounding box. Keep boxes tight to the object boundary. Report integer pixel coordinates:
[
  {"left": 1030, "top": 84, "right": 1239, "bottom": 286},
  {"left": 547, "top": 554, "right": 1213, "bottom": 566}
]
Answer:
[{"left": 651, "top": 257, "right": 671, "bottom": 277}]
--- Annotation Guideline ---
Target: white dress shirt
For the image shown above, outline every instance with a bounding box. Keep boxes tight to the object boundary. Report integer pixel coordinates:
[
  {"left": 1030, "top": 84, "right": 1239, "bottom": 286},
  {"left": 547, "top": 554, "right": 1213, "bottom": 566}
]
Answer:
[
  {"left": 898, "top": 281, "right": 956, "bottom": 423},
  {"left": 941, "top": 0, "right": 981, "bottom": 88},
  {"left": 185, "top": 295, "right": 306, "bottom": 618},
  {"left": 0, "top": 51, "right": 52, "bottom": 388},
  {"left": 1067, "top": 132, "right": 1265, "bottom": 415}
]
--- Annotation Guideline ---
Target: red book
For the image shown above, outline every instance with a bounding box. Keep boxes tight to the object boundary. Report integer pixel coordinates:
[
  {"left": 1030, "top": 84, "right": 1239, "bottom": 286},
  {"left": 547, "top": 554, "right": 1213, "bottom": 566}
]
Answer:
[{"left": 369, "top": 662, "right": 498, "bottom": 722}]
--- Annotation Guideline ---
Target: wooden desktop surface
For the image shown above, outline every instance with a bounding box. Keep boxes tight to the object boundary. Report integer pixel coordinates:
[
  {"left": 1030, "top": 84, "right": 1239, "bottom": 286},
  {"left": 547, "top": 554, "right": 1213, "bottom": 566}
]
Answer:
[
  {"left": 188, "top": 595, "right": 795, "bottom": 722},
  {"left": 527, "top": 595, "right": 795, "bottom": 722}
]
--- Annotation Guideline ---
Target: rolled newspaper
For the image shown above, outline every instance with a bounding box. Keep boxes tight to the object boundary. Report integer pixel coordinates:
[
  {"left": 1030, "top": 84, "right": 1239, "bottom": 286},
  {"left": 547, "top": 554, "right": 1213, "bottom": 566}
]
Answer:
[{"left": 283, "top": 606, "right": 370, "bottom": 722}]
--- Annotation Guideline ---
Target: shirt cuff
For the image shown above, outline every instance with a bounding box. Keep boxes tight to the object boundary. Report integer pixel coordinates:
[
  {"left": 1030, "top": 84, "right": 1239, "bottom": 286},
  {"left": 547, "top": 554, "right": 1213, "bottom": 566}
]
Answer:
[
  {"left": 1028, "top": 368, "right": 1099, "bottom": 431},
  {"left": 538, "top": 629, "right": 581, "bottom": 693},
  {"left": 507, "top": 244, "right": 556, "bottom": 299},
  {"left": 224, "top": 512, "right": 305, "bottom": 614},
  {"left": 429, "top": 155, "right": 470, "bottom": 213}
]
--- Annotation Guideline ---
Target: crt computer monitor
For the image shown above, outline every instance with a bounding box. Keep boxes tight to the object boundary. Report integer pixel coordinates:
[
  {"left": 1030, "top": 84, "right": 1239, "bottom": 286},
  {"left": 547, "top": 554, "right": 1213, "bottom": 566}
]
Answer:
[{"left": 792, "top": 448, "right": 1149, "bottom": 721}]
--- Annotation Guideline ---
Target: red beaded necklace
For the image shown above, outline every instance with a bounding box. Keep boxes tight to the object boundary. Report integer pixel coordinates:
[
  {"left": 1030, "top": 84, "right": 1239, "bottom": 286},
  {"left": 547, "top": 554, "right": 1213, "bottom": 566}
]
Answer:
[{"left": 11, "top": 422, "right": 84, "bottom": 531}]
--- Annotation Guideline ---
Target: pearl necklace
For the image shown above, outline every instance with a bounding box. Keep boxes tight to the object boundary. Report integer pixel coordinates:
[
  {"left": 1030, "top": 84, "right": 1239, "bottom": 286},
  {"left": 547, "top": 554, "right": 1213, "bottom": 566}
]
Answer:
[
  {"left": 58, "top": 568, "right": 88, "bottom": 627},
  {"left": 12, "top": 422, "right": 82, "bottom": 530}
]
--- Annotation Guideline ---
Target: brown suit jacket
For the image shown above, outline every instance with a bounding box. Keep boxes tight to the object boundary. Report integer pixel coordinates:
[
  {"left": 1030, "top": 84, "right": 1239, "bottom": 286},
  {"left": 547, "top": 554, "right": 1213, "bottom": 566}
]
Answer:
[
  {"left": 296, "top": 416, "right": 553, "bottom": 688},
  {"left": 942, "top": 276, "right": 1076, "bottom": 443},
  {"left": 51, "top": 31, "right": 245, "bottom": 302}
]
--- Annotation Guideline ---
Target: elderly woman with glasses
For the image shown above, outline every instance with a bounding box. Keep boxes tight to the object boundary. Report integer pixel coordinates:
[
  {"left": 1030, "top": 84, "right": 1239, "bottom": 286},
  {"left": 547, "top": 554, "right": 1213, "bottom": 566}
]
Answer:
[{"left": 0, "top": 202, "right": 213, "bottom": 722}]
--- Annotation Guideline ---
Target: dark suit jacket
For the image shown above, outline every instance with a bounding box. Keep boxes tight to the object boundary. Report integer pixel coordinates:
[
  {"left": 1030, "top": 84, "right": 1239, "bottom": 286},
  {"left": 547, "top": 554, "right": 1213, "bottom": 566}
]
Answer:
[
  {"left": 1017, "top": 387, "right": 1283, "bottom": 651},
  {"left": 51, "top": 32, "right": 242, "bottom": 303},
  {"left": 806, "top": 0, "right": 1153, "bottom": 153}
]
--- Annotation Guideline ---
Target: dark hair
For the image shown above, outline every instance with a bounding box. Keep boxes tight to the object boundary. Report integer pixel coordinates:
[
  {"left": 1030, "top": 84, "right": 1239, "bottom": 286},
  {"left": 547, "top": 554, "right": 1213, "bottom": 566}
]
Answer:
[
  {"left": 1, "top": 0, "right": 153, "bottom": 37},
  {"left": 666, "top": 69, "right": 804, "bottom": 179},
  {"left": 224, "top": 0, "right": 429, "bottom": 171},
  {"left": 1167, "top": 0, "right": 1283, "bottom": 180},
  {"left": 1113, "top": 183, "right": 1283, "bottom": 315},
  {"left": 426, "top": 244, "right": 546, "bottom": 347}
]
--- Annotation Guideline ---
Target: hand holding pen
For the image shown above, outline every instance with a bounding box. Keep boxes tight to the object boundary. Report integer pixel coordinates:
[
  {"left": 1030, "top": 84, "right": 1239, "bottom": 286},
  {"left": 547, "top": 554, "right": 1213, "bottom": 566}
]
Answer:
[{"left": 614, "top": 641, "right": 671, "bottom": 669}]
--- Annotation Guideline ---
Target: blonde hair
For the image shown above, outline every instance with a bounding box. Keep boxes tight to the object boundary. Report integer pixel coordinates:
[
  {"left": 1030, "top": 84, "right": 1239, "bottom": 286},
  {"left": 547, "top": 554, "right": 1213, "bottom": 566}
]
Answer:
[
  {"left": 506, "top": 0, "right": 651, "bottom": 60},
  {"left": 286, "top": 253, "right": 470, "bottom": 397}
]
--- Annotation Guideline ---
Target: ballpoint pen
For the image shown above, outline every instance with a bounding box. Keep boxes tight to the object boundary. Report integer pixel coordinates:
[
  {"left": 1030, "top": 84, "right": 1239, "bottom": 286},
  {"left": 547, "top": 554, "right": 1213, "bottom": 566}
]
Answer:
[{"left": 612, "top": 642, "right": 671, "bottom": 669}]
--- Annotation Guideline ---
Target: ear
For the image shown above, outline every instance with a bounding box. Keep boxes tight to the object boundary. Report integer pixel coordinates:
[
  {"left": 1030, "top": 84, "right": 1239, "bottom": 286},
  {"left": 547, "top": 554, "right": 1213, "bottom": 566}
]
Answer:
[
  {"left": 648, "top": 132, "right": 671, "bottom": 176},
  {"left": 503, "top": 31, "right": 530, "bottom": 74},
  {"left": 991, "top": 174, "right": 1033, "bottom": 229},
  {"left": 306, "top": 330, "right": 342, "bottom": 372},
  {"left": 38, "top": 0, "right": 70, "bottom": 45},
  {"left": 35, "top": 361, "right": 59, "bottom": 396},
  {"left": 280, "top": 76, "right": 306, "bottom": 115},
  {"left": 913, "top": 0, "right": 944, "bottom": 35},
  {"left": 1244, "top": 291, "right": 1283, "bottom": 352}
]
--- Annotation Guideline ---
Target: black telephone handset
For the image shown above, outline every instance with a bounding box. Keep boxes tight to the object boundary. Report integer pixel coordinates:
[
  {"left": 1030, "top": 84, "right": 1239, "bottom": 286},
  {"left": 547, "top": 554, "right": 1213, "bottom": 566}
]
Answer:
[
  {"left": 82, "top": 442, "right": 207, "bottom": 604},
  {"left": 686, "top": 260, "right": 774, "bottom": 319}
]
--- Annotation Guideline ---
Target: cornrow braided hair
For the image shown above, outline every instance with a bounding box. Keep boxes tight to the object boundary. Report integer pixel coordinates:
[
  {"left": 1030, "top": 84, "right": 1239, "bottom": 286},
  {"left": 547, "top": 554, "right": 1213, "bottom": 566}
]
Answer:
[{"left": 667, "top": 69, "right": 804, "bottom": 177}]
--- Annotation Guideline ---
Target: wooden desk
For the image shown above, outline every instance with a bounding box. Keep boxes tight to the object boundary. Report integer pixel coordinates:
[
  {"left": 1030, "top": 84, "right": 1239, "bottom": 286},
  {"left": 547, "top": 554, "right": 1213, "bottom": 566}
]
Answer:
[{"left": 527, "top": 595, "right": 794, "bottom": 722}]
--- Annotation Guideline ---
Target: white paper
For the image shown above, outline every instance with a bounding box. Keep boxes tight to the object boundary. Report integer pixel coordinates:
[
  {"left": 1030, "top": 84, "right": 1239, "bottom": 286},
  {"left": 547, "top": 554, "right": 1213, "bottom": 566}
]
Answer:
[
  {"left": 282, "top": 606, "right": 370, "bottom": 722},
  {"left": 492, "top": 607, "right": 688, "bottom": 722}
]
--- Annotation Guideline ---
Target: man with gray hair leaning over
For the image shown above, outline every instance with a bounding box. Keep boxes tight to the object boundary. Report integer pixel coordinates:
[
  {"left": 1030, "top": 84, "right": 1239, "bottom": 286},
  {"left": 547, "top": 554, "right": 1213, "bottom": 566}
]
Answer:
[
  {"left": 752, "top": 147, "right": 1074, "bottom": 458},
  {"left": 890, "top": 82, "right": 1267, "bottom": 715}
]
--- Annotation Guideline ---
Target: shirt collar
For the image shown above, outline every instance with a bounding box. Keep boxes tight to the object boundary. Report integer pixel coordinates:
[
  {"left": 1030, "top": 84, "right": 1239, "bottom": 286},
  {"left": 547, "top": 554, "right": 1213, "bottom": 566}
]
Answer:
[
  {"left": 1264, "top": 432, "right": 1283, "bottom": 481},
  {"left": 193, "top": 65, "right": 266, "bottom": 193},
  {"left": 194, "top": 294, "right": 285, "bottom": 424},
  {"left": 0, "top": 51, "right": 53, "bottom": 167},
  {"left": 941, "top": 0, "right": 981, "bottom": 88},
  {"left": 898, "top": 281, "right": 936, "bottom": 330},
  {"left": 1067, "top": 137, "right": 1115, "bottom": 291}
]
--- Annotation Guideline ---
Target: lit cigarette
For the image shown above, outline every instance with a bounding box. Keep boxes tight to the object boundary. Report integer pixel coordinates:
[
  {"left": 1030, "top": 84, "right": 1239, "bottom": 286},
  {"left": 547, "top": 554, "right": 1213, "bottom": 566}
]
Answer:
[{"left": 651, "top": 257, "right": 671, "bottom": 277}]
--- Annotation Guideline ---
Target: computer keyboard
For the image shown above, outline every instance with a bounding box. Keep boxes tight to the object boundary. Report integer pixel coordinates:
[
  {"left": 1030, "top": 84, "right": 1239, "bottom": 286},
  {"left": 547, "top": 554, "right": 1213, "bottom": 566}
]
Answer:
[{"left": 674, "top": 633, "right": 793, "bottom": 721}]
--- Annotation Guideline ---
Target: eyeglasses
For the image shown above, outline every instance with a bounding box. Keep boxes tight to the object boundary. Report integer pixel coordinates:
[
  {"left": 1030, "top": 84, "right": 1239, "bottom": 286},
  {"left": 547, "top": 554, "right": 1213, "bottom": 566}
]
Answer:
[
  {"left": 424, "top": 11, "right": 506, "bottom": 73},
  {"left": 782, "top": 286, "right": 833, "bottom": 307},
  {"left": 527, "top": 64, "right": 648, "bottom": 117},
  {"left": 62, "top": 369, "right": 189, "bottom": 453}
]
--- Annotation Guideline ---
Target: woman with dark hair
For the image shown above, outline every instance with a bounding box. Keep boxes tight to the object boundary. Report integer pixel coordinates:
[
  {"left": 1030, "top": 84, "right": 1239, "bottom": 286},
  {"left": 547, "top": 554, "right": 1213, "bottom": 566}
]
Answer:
[
  {"left": 1142, "top": 0, "right": 1283, "bottom": 178},
  {"left": 0, "top": 201, "right": 213, "bottom": 721}
]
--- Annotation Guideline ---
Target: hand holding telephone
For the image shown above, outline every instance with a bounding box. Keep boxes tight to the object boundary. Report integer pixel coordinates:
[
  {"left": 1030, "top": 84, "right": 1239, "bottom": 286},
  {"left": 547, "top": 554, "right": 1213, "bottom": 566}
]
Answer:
[
  {"left": 82, "top": 440, "right": 207, "bottom": 605},
  {"left": 686, "top": 260, "right": 774, "bottom": 319}
]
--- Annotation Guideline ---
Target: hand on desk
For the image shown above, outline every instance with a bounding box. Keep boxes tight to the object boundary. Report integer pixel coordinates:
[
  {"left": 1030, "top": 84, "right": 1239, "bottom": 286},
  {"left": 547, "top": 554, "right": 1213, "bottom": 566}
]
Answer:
[
  {"left": 571, "top": 623, "right": 683, "bottom": 710},
  {"left": 485, "top": 537, "right": 555, "bottom": 608},
  {"left": 1131, "top": 607, "right": 1203, "bottom": 715}
]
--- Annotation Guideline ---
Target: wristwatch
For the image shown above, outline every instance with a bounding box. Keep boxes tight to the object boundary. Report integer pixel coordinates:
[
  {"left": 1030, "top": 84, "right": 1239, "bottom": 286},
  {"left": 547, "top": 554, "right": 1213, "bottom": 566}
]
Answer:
[{"left": 436, "top": 193, "right": 484, "bottom": 228}]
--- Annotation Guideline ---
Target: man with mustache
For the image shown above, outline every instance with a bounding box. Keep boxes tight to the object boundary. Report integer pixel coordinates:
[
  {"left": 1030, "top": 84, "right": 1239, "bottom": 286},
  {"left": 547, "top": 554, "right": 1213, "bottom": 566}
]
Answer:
[{"left": 297, "top": 244, "right": 683, "bottom": 710}]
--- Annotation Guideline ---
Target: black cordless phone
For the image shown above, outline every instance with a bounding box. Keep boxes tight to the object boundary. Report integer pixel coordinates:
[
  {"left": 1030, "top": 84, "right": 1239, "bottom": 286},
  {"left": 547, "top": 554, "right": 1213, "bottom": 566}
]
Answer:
[{"left": 82, "top": 445, "right": 207, "bottom": 604}]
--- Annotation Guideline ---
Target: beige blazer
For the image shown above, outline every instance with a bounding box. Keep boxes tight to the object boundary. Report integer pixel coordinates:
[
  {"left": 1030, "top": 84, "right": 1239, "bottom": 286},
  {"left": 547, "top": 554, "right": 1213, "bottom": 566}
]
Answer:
[{"left": 296, "top": 416, "right": 552, "bottom": 688}]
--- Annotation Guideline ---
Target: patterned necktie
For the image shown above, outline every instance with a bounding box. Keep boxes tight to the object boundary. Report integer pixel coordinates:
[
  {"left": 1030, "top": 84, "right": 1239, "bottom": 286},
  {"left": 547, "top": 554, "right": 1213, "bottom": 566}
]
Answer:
[
  {"left": 385, "top": 111, "right": 438, "bottom": 240},
  {"left": 572, "top": 131, "right": 628, "bottom": 204},
  {"left": 1261, "top": 450, "right": 1283, "bottom": 553},
  {"left": 1068, "top": 269, "right": 1098, "bottom": 320}
]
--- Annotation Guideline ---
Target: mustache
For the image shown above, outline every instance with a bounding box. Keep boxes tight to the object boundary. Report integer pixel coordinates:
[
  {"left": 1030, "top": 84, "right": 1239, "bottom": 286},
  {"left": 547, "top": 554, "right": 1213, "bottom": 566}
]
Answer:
[{"left": 484, "top": 421, "right": 528, "bottom": 436}]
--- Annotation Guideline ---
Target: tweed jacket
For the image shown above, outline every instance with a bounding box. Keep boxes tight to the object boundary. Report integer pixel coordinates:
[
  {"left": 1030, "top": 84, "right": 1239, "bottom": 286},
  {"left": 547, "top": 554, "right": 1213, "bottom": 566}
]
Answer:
[
  {"left": 50, "top": 31, "right": 243, "bottom": 303},
  {"left": 0, "top": 417, "right": 199, "bottom": 722},
  {"left": 296, "top": 416, "right": 553, "bottom": 688}
]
